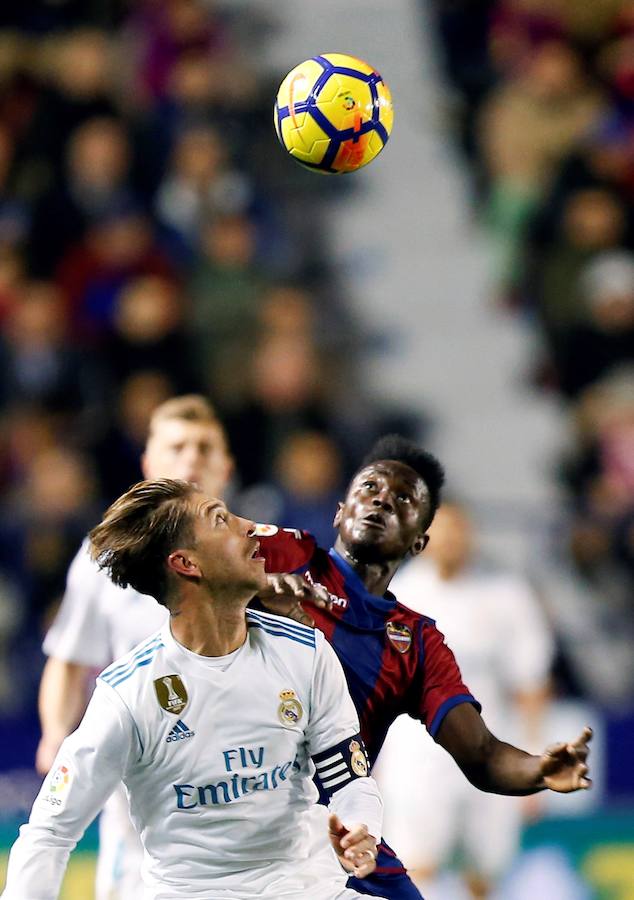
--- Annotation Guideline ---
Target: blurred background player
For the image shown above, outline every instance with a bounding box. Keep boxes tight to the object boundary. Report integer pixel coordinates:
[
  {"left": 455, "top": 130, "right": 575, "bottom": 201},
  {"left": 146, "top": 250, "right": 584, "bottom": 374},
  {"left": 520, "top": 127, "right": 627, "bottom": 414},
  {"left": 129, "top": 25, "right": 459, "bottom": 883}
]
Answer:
[
  {"left": 36, "top": 394, "right": 234, "bottom": 900},
  {"left": 375, "top": 501, "right": 554, "bottom": 899}
]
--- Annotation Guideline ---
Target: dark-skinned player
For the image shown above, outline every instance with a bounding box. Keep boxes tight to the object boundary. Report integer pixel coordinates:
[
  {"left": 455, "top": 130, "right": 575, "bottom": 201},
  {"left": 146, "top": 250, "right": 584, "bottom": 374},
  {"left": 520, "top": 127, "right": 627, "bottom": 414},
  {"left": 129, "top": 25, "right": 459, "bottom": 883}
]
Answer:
[{"left": 255, "top": 434, "right": 592, "bottom": 900}]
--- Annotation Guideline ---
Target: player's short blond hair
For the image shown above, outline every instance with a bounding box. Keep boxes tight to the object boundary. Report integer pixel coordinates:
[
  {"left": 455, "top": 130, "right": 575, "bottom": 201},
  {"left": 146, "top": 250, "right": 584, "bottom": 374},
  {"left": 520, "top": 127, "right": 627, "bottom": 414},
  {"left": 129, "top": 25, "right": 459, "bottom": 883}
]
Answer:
[{"left": 148, "top": 395, "right": 221, "bottom": 435}]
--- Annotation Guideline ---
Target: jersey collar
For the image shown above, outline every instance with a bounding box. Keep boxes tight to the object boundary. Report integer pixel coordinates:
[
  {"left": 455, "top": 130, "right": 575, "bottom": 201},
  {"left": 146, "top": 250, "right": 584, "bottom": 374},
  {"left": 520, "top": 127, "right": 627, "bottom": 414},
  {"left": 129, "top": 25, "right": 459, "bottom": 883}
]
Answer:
[{"left": 328, "top": 548, "right": 397, "bottom": 629}]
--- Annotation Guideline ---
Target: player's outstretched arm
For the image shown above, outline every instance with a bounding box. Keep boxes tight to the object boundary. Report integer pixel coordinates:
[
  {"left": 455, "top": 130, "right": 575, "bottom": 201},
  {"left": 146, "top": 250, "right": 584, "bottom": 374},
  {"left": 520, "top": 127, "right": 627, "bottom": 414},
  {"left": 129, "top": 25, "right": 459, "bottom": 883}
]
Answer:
[
  {"left": 436, "top": 702, "right": 592, "bottom": 796},
  {"left": 36, "top": 657, "right": 90, "bottom": 775},
  {"left": 3, "top": 684, "right": 134, "bottom": 899}
]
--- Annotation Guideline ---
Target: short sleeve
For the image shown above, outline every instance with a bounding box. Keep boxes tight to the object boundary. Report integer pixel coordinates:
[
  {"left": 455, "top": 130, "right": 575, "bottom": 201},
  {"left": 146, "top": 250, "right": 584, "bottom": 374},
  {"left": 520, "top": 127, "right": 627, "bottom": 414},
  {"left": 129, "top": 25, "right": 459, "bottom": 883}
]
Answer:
[
  {"left": 42, "top": 541, "right": 112, "bottom": 667},
  {"left": 409, "top": 621, "right": 481, "bottom": 739},
  {"left": 256, "top": 526, "right": 317, "bottom": 575},
  {"left": 305, "top": 632, "right": 361, "bottom": 757}
]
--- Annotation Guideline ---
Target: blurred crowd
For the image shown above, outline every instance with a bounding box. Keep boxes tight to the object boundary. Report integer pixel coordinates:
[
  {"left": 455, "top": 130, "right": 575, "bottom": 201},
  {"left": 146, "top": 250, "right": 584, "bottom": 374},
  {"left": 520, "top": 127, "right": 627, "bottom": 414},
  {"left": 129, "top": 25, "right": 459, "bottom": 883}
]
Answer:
[
  {"left": 430, "top": 0, "right": 634, "bottom": 707},
  {"left": 0, "top": 0, "right": 415, "bottom": 711}
]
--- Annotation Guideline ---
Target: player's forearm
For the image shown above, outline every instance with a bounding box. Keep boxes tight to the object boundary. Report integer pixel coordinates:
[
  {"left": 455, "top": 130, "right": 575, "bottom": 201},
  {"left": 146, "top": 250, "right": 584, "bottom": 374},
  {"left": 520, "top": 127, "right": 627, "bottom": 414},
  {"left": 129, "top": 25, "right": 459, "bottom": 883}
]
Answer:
[
  {"left": 38, "top": 658, "right": 89, "bottom": 742},
  {"left": 461, "top": 734, "right": 545, "bottom": 796},
  {"left": 329, "top": 776, "right": 383, "bottom": 841},
  {"left": 2, "top": 823, "right": 75, "bottom": 899}
]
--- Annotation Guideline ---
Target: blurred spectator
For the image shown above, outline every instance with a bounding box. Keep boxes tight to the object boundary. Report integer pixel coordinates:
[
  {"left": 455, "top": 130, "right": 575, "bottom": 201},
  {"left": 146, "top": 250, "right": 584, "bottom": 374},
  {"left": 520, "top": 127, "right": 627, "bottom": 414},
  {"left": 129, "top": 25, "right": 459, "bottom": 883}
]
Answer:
[
  {"left": 104, "top": 275, "right": 198, "bottom": 392},
  {"left": 56, "top": 202, "right": 175, "bottom": 338},
  {"left": 0, "top": 279, "right": 106, "bottom": 421},
  {"left": 531, "top": 188, "right": 628, "bottom": 360},
  {"left": 127, "top": 0, "right": 229, "bottom": 105},
  {"left": 188, "top": 212, "right": 266, "bottom": 392},
  {"left": 92, "top": 369, "right": 174, "bottom": 502},
  {"left": 20, "top": 29, "right": 117, "bottom": 185},
  {"left": 242, "top": 430, "right": 343, "bottom": 547},
  {"left": 479, "top": 40, "right": 605, "bottom": 285},
  {"left": 28, "top": 116, "right": 133, "bottom": 276},
  {"left": 225, "top": 332, "right": 331, "bottom": 486},
  {"left": 0, "top": 444, "right": 99, "bottom": 620},
  {"left": 155, "top": 123, "right": 252, "bottom": 258},
  {"left": 376, "top": 502, "right": 554, "bottom": 900},
  {"left": 0, "top": 122, "right": 29, "bottom": 251},
  {"left": 553, "top": 251, "right": 634, "bottom": 396}
]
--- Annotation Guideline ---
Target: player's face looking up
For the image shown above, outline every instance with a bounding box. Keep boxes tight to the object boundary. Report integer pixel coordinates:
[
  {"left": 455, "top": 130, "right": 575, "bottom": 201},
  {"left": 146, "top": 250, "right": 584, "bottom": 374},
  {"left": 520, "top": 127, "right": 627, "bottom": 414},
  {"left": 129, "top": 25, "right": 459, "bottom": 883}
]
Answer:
[
  {"left": 334, "top": 460, "right": 430, "bottom": 563},
  {"left": 142, "top": 418, "right": 232, "bottom": 497},
  {"left": 172, "top": 493, "right": 268, "bottom": 598}
]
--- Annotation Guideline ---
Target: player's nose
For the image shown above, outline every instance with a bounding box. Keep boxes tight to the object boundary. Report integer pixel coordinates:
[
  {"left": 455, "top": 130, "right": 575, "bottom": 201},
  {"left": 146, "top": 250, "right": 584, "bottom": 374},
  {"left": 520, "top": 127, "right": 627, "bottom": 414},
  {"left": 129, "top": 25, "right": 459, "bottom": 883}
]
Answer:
[
  {"left": 372, "top": 491, "right": 394, "bottom": 513},
  {"left": 243, "top": 518, "right": 257, "bottom": 537}
]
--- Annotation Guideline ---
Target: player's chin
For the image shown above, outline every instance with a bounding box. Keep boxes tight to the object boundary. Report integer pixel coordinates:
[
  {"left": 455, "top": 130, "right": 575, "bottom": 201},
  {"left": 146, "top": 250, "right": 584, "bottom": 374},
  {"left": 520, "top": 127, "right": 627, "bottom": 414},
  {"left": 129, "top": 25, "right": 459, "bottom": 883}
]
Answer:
[{"left": 349, "top": 536, "right": 393, "bottom": 563}]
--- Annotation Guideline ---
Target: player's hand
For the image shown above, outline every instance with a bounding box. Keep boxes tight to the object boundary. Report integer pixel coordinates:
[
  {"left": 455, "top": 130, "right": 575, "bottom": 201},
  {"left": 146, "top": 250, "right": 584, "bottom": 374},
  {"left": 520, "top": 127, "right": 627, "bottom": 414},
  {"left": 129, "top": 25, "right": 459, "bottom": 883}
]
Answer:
[
  {"left": 328, "top": 813, "right": 378, "bottom": 879},
  {"left": 257, "top": 574, "right": 331, "bottom": 627},
  {"left": 539, "top": 726, "right": 592, "bottom": 793}
]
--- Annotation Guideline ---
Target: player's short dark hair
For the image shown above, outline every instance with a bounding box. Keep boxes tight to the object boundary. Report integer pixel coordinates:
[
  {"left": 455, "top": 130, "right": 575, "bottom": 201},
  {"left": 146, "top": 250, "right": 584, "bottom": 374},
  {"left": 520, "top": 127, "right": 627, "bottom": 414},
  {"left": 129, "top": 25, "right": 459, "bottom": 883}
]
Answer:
[
  {"left": 89, "top": 479, "right": 196, "bottom": 607},
  {"left": 360, "top": 434, "right": 445, "bottom": 529}
]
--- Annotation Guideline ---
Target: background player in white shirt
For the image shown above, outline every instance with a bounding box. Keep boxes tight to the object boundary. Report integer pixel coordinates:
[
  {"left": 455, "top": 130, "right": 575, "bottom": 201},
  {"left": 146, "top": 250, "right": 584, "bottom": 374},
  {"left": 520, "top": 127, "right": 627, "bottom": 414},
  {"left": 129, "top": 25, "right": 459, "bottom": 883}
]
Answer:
[
  {"left": 36, "top": 395, "right": 235, "bottom": 899},
  {"left": 37, "top": 394, "right": 326, "bottom": 899},
  {"left": 3, "top": 479, "right": 385, "bottom": 900},
  {"left": 375, "top": 502, "right": 554, "bottom": 899}
]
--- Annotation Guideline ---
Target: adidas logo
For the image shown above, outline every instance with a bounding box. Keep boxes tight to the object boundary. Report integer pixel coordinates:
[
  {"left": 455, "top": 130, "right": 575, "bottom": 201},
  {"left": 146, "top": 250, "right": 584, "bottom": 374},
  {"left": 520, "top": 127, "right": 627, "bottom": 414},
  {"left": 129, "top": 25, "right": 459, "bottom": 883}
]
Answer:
[{"left": 166, "top": 719, "right": 195, "bottom": 743}]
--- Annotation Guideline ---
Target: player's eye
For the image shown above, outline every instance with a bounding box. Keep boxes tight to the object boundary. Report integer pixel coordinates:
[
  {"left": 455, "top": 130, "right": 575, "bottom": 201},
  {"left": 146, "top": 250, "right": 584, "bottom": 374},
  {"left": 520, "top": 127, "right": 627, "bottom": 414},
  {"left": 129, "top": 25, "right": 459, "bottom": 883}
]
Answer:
[
  {"left": 362, "top": 480, "right": 376, "bottom": 490},
  {"left": 398, "top": 494, "right": 412, "bottom": 503},
  {"left": 215, "top": 512, "right": 228, "bottom": 526}
]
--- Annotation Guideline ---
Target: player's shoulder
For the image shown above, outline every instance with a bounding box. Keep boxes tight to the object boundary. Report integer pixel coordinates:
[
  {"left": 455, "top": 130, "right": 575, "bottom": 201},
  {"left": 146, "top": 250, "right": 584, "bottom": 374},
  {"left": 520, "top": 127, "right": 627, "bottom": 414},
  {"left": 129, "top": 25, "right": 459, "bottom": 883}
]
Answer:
[
  {"left": 246, "top": 607, "right": 318, "bottom": 653},
  {"left": 254, "top": 524, "right": 318, "bottom": 572},
  {"left": 98, "top": 628, "right": 166, "bottom": 693}
]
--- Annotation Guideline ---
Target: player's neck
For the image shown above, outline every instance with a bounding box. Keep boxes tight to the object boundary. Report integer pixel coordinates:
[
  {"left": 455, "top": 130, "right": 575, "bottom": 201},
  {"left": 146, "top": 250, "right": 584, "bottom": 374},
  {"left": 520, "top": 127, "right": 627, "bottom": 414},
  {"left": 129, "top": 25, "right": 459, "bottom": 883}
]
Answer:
[
  {"left": 335, "top": 540, "right": 397, "bottom": 596},
  {"left": 169, "top": 590, "right": 249, "bottom": 657}
]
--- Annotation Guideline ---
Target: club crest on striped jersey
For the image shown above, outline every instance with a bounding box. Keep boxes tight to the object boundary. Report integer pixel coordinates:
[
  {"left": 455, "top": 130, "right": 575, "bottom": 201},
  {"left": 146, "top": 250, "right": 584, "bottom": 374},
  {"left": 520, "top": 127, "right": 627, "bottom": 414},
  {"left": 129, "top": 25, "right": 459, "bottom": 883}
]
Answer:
[
  {"left": 386, "top": 621, "right": 412, "bottom": 654},
  {"left": 349, "top": 740, "right": 368, "bottom": 777},
  {"left": 278, "top": 688, "right": 303, "bottom": 727},
  {"left": 154, "top": 674, "right": 188, "bottom": 715}
]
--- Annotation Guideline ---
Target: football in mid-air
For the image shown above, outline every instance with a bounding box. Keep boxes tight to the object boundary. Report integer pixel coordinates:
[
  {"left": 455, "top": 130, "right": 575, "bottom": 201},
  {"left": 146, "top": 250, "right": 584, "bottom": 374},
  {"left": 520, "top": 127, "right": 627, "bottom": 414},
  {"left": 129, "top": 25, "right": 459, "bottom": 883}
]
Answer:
[{"left": 274, "top": 53, "right": 393, "bottom": 174}]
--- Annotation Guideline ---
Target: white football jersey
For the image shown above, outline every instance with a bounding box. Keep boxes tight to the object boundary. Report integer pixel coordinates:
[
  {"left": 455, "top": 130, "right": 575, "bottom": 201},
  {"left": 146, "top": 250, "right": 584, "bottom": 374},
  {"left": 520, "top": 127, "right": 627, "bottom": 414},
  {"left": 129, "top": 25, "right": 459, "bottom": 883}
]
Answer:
[
  {"left": 4, "top": 609, "right": 383, "bottom": 900},
  {"left": 391, "top": 560, "right": 554, "bottom": 738},
  {"left": 43, "top": 540, "right": 167, "bottom": 667}
]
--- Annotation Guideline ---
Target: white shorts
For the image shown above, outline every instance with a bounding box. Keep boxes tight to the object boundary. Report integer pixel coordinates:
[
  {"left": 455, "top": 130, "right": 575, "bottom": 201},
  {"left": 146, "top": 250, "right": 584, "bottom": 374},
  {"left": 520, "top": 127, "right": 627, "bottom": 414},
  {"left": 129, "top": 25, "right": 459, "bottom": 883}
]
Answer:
[
  {"left": 374, "top": 715, "right": 522, "bottom": 880},
  {"left": 96, "top": 784, "right": 144, "bottom": 900}
]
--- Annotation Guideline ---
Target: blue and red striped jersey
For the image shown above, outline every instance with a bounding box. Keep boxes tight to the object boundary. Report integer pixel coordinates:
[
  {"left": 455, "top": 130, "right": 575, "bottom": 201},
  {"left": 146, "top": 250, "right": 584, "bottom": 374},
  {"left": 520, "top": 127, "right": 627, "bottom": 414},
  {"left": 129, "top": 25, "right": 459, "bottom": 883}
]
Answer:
[{"left": 258, "top": 527, "right": 480, "bottom": 766}]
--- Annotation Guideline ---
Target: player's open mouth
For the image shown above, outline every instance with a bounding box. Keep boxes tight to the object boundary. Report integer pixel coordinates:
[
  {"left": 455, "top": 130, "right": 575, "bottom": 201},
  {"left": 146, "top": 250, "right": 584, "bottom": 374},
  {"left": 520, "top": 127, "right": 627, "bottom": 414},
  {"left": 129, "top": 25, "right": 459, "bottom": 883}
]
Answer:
[
  {"left": 360, "top": 513, "right": 386, "bottom": 530},
  {"left": 249, "top": 543, "right": 264, "bottom": 562}
]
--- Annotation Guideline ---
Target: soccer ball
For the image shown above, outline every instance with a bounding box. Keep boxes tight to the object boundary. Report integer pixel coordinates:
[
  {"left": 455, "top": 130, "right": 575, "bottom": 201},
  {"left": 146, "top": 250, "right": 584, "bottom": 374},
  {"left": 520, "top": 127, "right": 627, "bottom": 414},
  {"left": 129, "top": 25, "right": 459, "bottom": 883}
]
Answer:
[{"left": 274, "top": 53, "right": 393, "bottom": 174}]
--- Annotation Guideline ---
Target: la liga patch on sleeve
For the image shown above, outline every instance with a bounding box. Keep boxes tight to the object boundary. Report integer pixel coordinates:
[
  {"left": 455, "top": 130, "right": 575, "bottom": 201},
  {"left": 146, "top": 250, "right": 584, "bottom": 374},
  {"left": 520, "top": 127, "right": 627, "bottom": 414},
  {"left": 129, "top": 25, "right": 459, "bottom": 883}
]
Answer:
[{"left": 41, "top": 763, "right": 72, "bottom": 813}]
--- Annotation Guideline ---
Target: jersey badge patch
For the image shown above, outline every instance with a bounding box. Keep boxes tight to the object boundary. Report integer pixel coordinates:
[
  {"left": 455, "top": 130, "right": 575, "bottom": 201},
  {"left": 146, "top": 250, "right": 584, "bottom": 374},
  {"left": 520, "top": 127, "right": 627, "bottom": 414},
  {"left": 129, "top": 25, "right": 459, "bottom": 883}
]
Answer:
[
  {"left": 154, "top": 674, "right": 188, "bottom": 715},
  {"left": 42, "top": 764, "right": 71, "bottom": 811},
  {"left": 349, "top": 740, "right": 368, "bottom": 776},
  {"left": 386, "top": 621, "right": 412, "bottom": 654},
  {"left": 253, "top": 523, "right": 279, "bottom": 536},
  {"left": 278, "top": 688, "right": 303, "bottom": 727}
]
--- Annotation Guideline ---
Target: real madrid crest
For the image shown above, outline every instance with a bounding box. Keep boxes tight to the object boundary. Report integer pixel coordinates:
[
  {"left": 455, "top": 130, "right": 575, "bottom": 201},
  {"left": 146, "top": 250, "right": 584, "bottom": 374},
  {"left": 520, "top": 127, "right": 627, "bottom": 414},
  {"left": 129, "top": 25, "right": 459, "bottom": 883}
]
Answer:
[
  {"left": 386, "top": 621, "right": 412, "bottom": 654},
  {"left": 278, "top": 688, "right": 303, "bottom": 727},
  {"left": 349, "top": 739, "right": 368, "bottom": 777},
  {"left": 154, "top": 674, "right": 188, "bottom": 715}
]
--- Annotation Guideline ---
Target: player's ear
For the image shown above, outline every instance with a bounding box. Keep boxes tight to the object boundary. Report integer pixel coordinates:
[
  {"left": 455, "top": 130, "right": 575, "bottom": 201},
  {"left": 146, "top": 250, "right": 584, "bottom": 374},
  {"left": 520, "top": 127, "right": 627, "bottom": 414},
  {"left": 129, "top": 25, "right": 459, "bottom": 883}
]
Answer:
[
  {"left": 167, "top": 550, "right": 201, "bottom": 579},
  {"left": 140, "top": 451, "right": 149, "bottom": 479},
  {"left": 333, "top": 501, "right": 344, "bottom": 528},
  {"left": 410, "top": 533, "right": 429, "bottom": 558}
]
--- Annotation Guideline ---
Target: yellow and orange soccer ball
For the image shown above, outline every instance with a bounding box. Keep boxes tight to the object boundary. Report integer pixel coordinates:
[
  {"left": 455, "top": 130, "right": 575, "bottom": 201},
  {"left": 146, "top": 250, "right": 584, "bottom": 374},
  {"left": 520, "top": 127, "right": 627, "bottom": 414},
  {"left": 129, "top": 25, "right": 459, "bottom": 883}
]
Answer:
[{"left": 274, "top": 53, "right": 393, "bottom": 174}]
